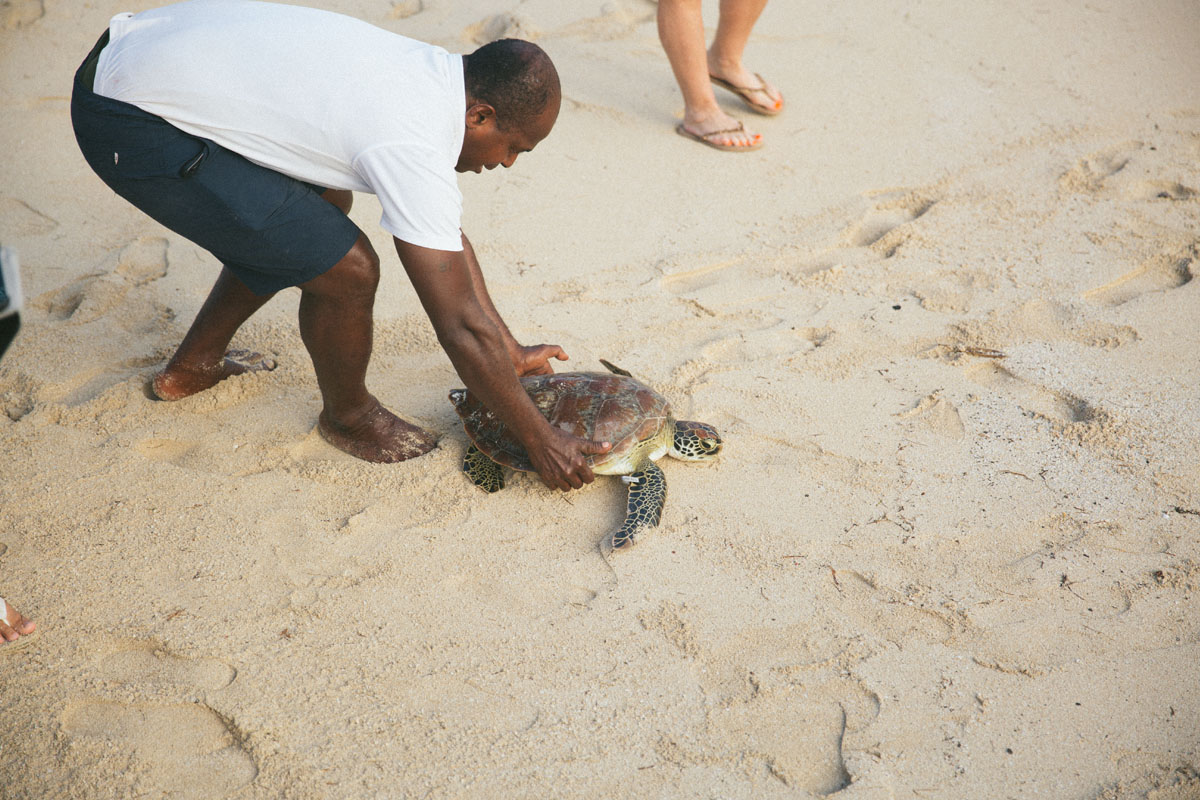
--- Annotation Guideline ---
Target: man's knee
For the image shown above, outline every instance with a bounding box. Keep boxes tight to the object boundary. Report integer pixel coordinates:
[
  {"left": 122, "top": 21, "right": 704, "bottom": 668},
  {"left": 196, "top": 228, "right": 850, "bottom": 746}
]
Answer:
[
  {"left": 341, "top": 237, "right": 380, "bottom": 293},
  {"left": 307, "top": 235, "right": 379, "bottom": 297}
]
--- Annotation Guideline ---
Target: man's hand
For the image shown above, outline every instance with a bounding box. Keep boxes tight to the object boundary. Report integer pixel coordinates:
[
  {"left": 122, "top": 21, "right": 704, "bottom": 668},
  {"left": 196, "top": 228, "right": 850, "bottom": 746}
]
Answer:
[
  {"left": 513, "top": 344, "right": 568, "bottom": 377},
  {"left": 526, "top": 426, "right": 612, "bottom": 491},
  {"left": 395, "top": 236, "right": 607, "bottom": 492}
]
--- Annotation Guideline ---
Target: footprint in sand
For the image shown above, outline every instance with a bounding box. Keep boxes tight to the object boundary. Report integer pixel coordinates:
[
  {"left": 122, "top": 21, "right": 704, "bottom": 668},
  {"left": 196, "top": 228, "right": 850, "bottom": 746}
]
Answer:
[
  {"left": 558, "top": 0, "right": 657, "bottom": 42},
  {"left": 1, "top": 0, "right": 43, "bottom": 31},
  {"left": 938, "top": 299, "right": 1138, "bottom": 353},
  {"left": 388, "top": 0, "right": 422, "bottom": 19},
  {"left": 51, "top": 354, "right": 161, "bottom": 409},
  {"left": 62, "top": 701, "right": 257, "bottom": 799},
  {"left": 639, "top": 604, "right": 872, "bottom": 795},
  {"left": 841, "top": 189, "right": 937, "bottom": 255},
  {"left": 115, "top": 236, "right": 169, "bottom": 286},
  {"left": 895, "top": 391, "right": 966, "bottom": 438},
  {"left": 35, "top": 271, "right": 128, "bottom": 323},
  {"left": 1101, "top": 762, "right": 1200, "bottom": 800},
  {"left": 98, "top": 640, "right": 236, "bottom": 690},
  {"left": 465, "top": 12, "right": 539, "bottom": 44},
  {"left": 135, "top": 430, "right": 280, "bottom": 478},
  {"left": 713, "top": 694, "right": 852, "bottom": 794},
  {"left": 35, "top": 237, "right": 170, "bottom": 324},
  {"left": 136, "top": 437, "right": 200, "bottom": 464},
  {"left": 1125, "top": 179, "right": 1198, "bottom": 202},
  {"left": 965, "top": 361, "right": 1094, "bottom": 425},
  {"left": 1, "top": 371, "right": 37, "bottom": 421},
  {"left": 1084, "top": 242, "right": 1196, "bottom": 307},
  {"left": 1058, "top": 141, "right": 1141, "bottom": 193},
  {"left": 712, "top": 635, "right": 880, "bottom": 795},
  {"left": 659, "top": 256, "right": 744, "bottom": 295},
  {"left": 63, "top": 642, "right": 252, "bottom": 799},
  {"left": 699, "top": 319, "right": 831, "bottom": 366}
]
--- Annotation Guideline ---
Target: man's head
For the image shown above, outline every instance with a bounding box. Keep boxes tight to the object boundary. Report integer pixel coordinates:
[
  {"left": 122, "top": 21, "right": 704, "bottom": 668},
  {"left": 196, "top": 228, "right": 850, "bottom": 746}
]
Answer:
[{"left": 458, "top": 39, "right": 561, "bottom": 174}]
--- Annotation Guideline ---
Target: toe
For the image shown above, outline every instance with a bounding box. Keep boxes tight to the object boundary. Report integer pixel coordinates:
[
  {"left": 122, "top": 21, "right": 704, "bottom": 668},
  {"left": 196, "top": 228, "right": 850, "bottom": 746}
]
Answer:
[
  {"left": 150, "top": 371, "right": 174, "bottom": 400},
  {"left": 748, "top": 86, "right": 782, "bottom": 112},
  {"left": 720, "top": 130, "right": 762, "bottom": 148},
  {"left": 0, "top": 606, "right": 35, "bottom": 641}
]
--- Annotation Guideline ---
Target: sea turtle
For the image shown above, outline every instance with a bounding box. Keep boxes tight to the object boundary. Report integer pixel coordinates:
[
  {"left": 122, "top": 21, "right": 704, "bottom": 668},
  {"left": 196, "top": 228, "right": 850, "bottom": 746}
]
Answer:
[{"left": 449, "top": 360, "right": 722, "bottom": 550}]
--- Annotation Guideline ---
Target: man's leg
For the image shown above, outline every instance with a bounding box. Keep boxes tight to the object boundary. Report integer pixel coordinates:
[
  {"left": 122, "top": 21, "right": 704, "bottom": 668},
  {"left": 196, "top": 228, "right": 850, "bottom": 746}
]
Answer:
[
  {"left": 321, "top": 188, "right": 353, "bottom": 215},
  {"left": 298, "top": 232, "right": 436, "bottom": 463},
  {"left": 152, "top": 189, "right": 352, "bottom": 401},
  {"left": 151, "top": 268, "right": 277, "bottom": 400}
]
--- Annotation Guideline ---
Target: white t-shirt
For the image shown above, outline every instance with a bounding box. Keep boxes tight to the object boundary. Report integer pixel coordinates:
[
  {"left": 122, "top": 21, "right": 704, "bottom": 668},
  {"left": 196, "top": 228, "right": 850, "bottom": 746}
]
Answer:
[{"left": 94, "top": 0, "right": 466, "bottom": 252}]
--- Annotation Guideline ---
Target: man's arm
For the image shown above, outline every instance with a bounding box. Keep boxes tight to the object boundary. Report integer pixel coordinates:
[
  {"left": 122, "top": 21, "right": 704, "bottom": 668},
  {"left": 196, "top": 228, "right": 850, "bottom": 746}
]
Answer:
[
  {"left": 459, "top": 233, "right": 566, "bottom": 377},
  {"left": 394, "top": 236, "right": 609, "bottom": 490}
]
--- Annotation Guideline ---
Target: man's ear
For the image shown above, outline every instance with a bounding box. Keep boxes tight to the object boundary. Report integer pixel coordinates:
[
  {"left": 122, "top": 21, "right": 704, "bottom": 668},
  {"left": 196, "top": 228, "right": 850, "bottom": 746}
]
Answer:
[{"left": 465, "top": 102, "right": 497, "bottom": 130}]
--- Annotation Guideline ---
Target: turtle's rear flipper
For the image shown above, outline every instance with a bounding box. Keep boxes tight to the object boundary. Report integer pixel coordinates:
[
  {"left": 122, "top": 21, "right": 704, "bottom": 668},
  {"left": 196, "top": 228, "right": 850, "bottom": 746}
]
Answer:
[
  {"left": 599, "top": 359, "right": 633, "bottom": 378},
  {"left": 611, "top": 462, "right": 666, "bottom": 549},
  {"left": 463, "top": 445, "right": 505, "bottom": 492}
]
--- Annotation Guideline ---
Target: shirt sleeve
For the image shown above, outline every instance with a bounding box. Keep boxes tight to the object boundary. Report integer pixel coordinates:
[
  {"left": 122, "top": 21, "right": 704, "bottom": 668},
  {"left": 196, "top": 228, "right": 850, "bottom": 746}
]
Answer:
[{"left": 353, "top": 143, "right": 464, "bottom": 251}]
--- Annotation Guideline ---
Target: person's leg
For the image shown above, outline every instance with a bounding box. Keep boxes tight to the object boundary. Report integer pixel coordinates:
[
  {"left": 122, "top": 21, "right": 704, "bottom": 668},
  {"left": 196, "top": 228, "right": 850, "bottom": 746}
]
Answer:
[
  {"left": 708, "top": 0, "right": 783, "bottom": 114},
  {"left": 151, "top": 189, "right": 356, "bottom": 401},
  {"left": 297, "top": 233, "right": 437, "bottom": 463},
  {"left": 321, "top": 188, "right": 353, "bottom": 215},
  {"left": 657, "top": 0, "right": 761, "bottom": 148},
  {"left": 0, "top": 597, "right": 35, "bottom": 643},
  {"left": 151, "top": 268, "right": 277, "bottom": 400}
]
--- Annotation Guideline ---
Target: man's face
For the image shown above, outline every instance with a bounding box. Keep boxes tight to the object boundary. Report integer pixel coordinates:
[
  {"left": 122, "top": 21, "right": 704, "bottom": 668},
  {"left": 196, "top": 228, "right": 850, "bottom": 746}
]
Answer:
[{"left": 456, "top": 99, "right": 559, "bottom": 174}]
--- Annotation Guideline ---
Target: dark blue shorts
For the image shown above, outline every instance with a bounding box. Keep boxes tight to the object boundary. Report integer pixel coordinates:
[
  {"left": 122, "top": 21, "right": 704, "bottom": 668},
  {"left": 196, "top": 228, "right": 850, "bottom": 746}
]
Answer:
[{"left": 70, "top": 33, "right": 360, "bottom": 296}]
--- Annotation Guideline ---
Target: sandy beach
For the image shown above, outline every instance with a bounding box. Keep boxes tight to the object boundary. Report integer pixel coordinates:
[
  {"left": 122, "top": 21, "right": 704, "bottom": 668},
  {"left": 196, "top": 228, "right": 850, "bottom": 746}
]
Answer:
[{"left": 2, "top": 0, "right": 1199, "bottom": 797}]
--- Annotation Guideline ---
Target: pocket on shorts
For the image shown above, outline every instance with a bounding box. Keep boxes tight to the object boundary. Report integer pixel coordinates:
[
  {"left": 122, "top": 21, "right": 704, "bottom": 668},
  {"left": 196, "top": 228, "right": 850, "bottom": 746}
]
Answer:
[
  {"left": 73, "top": 100, "right": 209, "bottom": 184},
  {"left": 190, "top": 143, "right": 319, "bottom": 232},
  {"left": 112, "top": 123, "right": 210, "bottom": 182}
]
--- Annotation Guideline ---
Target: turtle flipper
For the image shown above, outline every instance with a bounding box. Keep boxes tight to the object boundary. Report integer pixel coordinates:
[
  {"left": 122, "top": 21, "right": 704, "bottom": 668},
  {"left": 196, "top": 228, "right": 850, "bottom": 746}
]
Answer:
[
  {"left": 611, "top": 462, "right": 667, "bottom": 549},
  {"left": 463, "top": 445, "right": 505, "bottom": 492},
  {"left": 599, "top": 359, "right": 634, "bottom": 377}
]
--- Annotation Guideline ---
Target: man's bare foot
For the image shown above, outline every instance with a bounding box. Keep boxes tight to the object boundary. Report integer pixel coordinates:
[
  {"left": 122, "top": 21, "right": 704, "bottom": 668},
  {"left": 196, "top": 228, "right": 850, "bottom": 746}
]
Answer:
[
  {"left": 318, "top": 399, "right": 437, "bottom": 463},
  {"left": 151, "top": 349, "right": 277, "bottom": 401},
  {"left": 0, "top": 597, "right": 36, "bottom": 644}
]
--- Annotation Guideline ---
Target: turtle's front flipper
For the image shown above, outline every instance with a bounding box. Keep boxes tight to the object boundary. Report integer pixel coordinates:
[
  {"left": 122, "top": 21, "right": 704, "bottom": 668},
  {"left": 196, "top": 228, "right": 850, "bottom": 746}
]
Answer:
[
  {"left": 463, "top": 445, "right": 505, "bottom": 493},
  {"left": 611, "top": 462, "right": 667, "bottom": 549}
]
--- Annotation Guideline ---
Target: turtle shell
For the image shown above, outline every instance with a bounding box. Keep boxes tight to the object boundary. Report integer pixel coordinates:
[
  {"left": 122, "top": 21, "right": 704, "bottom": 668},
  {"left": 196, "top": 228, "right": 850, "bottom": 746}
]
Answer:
[{"left": 449, "top": 372, "right": 672, "bottom": 474}]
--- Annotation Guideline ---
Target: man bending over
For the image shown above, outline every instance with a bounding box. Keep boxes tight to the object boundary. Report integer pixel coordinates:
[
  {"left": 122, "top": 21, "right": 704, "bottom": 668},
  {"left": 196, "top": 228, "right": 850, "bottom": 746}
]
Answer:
[{"left": 71, "top": 0, "right": 608, "bottom": 490}]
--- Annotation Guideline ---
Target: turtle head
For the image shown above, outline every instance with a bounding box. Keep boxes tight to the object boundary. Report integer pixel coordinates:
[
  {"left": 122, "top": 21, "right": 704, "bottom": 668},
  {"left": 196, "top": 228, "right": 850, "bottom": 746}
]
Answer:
[{"left": 670, "top": 420, "right": 722, "bottom": 461}]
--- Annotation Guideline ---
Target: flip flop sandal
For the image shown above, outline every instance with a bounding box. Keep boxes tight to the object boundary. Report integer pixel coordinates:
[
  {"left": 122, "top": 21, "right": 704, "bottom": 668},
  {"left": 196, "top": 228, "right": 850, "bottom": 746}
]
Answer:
[
  {"left": 675, "top": 122, "right": 763, "bottom": 152},
  {"left": 710, "top": 72, "right": 784, "bottom": 116}
]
